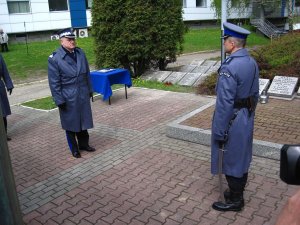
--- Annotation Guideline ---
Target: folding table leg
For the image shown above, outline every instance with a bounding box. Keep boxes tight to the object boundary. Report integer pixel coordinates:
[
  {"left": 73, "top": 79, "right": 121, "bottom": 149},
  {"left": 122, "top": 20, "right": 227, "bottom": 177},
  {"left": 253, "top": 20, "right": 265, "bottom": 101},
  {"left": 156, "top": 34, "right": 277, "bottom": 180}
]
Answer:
[
  {"left": 125, "top": 85, "right": 128, "bottom": 99},
  {"left": 109, "top": 97, "right": 111, "bottom": 105}
]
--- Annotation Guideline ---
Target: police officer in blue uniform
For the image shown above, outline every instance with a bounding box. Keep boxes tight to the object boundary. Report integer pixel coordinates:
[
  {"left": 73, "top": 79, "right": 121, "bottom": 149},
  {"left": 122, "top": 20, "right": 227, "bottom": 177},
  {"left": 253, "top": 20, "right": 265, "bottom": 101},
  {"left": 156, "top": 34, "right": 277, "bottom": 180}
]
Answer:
[
  {"left": 211, "top": 22, "right": 259, "bottom": 211},
  {"left": 48, "top": 28, "right": 95, "bottom": 158},
  {"left": 0, "top": 53, "right": 13, "bottom": 141}
]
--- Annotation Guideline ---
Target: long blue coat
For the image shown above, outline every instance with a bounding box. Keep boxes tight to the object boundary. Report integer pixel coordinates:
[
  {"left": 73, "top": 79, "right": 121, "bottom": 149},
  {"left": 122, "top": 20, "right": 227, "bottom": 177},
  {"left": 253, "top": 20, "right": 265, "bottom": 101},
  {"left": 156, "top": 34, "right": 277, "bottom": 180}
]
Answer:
[
  {"left": 48, "top": 46, "right": 93, "bottom": 132},
  {"left": 0, "top": 54, "right": 13, "bottom": 117},
  {"left": 211, "top": 48, "right": 259, "bottom": 178}
]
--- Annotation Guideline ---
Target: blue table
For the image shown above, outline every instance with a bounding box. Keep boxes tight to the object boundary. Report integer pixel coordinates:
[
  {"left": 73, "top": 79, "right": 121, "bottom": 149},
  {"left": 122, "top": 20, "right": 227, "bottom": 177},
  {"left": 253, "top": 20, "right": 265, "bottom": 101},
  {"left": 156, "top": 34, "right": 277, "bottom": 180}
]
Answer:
[{"left": 90, "top": 68, "right": 132, "bottom": 104}]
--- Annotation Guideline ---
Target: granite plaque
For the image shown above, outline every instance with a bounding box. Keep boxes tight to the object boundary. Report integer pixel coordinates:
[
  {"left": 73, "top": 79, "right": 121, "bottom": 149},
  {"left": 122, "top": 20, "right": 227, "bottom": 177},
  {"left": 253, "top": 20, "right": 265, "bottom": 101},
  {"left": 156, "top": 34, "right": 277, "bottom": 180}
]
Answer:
[
  {"left": 164, "top": 72, "right": 187, "bottom": 84},
  {"left": 178, "top": 73, "right": 202, "bottom": 86},
  {"left": 202, "top": 60, "right": 217, "bottom": 67},
  {"left": 177, "top": 65, "right": 197, "bottom": 73},
  {"left": 143, "top": 71, "right": 172, "bottom": 82},
  {"left": 259, "top": 78, "right": 270, "bottom": 95},
  {"left": 297, "top": 86, "right": 300, "bottom": 96},
  {"left": 192, "top": 66, "right": 209, "bottom": 73},
  {"left": 268, "top": 76, "right": 298, "bottom": 98},
  {"left": 193, "top": 73, "right": 210, "bottom": 86},
  {"left": 190, "top": 59, "right": 204, "bottom": 66}
]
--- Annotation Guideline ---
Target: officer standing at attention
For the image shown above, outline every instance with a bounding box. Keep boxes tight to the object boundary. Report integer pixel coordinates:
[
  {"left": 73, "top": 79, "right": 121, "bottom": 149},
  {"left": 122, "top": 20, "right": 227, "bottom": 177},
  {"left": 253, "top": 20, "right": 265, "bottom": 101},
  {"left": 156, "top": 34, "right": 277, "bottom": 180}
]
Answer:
[
  {"left": 48, "top": 28, "right": 95, "bottom": 158},
  {"left": 211, "top": 22, "right": 259, "bottom": 211},
  {"left": 0, "top": 53, "right": 13, "bottom": 140}
]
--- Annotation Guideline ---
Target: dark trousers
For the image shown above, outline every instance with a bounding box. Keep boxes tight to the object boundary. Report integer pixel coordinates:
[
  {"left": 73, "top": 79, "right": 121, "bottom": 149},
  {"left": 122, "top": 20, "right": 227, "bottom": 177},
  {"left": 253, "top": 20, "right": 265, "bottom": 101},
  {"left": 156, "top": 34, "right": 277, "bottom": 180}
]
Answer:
[
  {"left": 1, "top": 43, "right": 8, "bottom": 52},
  {"left": 3, "top": 117, "right": 7, "bottom": 133},
  {"left": 65, "top": 130, "right": 89, "bottom": 153},
  {"left": 225, "top": 173, "right": 248, "bottom": 194}
]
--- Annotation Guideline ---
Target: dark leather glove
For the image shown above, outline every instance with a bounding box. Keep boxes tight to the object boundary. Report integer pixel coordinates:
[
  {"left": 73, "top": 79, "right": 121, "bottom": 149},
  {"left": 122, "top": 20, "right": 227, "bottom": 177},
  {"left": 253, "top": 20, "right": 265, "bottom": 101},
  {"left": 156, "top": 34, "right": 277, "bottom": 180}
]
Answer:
[
  {"left": 58, "top": 102, "right": 66, "bottom": 109},
  {"left": 7, "top": 88, "right": 13, "bottom": 95}
]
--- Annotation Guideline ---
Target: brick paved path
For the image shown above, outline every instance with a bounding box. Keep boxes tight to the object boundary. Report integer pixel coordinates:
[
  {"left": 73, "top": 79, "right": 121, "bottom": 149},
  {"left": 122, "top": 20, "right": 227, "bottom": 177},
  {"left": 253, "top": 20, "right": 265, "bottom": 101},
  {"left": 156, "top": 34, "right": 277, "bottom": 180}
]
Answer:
[
  {"left": 7, "top": 88, "right": 299, "bottom": 225},
  {"left": 181, "top": 98, "right": 300, "bottom": 145}
]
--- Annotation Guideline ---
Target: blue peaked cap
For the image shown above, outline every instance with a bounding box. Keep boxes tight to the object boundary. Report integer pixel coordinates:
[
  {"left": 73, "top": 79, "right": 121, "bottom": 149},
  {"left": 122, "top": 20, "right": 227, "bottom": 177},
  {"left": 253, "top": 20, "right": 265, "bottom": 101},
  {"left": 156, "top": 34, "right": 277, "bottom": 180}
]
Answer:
[
  {"left": 223, "top": 22, "right": 250, "bottom": 39},
  {"left": 58, "top": 28, "right": 76, "bottom": 39}
]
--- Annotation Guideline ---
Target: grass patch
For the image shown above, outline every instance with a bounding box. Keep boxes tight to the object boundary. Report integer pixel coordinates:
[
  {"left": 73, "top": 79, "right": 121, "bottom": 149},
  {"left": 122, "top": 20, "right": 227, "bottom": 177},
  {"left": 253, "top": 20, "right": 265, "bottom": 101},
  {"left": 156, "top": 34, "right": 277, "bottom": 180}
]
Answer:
[{"left": 22, "top": 96, "right": 56, "bottom": 110}]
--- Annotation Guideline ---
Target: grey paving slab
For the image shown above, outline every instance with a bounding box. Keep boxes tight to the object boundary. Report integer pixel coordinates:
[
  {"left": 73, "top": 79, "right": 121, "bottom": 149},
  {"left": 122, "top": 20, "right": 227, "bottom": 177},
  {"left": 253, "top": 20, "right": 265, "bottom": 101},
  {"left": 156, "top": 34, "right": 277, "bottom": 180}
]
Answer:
[
  {"left": 178, "top": 72, "right": 202, "bottom": 86},
  {"left": 164, "top": 71, "right": 187, "bottom": 84}
]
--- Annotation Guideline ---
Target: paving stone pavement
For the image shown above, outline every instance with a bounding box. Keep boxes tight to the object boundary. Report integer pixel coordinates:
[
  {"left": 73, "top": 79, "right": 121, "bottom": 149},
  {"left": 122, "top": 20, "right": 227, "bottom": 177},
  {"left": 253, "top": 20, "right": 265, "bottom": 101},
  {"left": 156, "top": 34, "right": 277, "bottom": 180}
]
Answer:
[{"left": 6, "top": 84, "right": 299, "bottom": 225}]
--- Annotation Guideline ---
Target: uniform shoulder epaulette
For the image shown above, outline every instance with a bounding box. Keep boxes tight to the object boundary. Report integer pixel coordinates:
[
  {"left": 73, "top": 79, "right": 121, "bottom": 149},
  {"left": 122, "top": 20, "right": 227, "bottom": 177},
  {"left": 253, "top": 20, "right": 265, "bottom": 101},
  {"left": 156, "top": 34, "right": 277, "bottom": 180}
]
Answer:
[
  {"left": 223, "top": 57, "right": 233, "bottom": 65},
  {"left": 49, "top": 52, "right": 56, "bottom": 58}
]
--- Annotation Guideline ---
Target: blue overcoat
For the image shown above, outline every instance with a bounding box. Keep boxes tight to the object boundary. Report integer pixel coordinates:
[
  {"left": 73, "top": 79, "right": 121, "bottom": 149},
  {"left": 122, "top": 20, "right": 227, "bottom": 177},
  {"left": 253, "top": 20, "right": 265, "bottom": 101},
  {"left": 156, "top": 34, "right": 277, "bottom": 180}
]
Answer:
[
  {"left": 48, "top": 46, "right": 94, "bottom": 132},
  {"left": 211, "top": 48, "right": 259, "bottom": 178},
  {"left": 0, "top": 54, "right": 13, "bottom": 117}
]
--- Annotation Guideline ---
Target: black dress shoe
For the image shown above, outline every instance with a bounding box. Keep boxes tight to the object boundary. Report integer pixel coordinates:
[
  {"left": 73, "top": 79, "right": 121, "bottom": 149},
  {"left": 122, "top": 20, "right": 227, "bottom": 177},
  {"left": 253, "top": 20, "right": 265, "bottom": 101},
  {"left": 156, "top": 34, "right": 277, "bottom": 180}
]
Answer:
[
  {"left": 79, "top": 146, "right": 96, "bottom": 152},
  {"left": 72, "top": 151, "right": 81, "bottom": 158},
  {"left": 7, "top": 136, "right": 11, "bottom": 141},
  {"left": 212, "top": 199, "right": 244, "bottom": 212}
]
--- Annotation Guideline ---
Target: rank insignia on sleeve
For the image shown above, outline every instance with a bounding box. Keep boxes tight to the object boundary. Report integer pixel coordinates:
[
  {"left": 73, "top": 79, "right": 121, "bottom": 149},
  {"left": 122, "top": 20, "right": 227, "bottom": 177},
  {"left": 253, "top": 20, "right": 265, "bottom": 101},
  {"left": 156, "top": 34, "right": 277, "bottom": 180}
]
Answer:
[{"left": 219, "top": 72, "right": 231, "bottom": 77}]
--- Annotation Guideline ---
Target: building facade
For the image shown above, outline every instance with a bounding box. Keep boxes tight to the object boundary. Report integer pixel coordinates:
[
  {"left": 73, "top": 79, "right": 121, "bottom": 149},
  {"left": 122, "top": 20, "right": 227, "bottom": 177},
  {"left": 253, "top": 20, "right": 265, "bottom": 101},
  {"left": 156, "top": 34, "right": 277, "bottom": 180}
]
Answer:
[{"left": 0, "top": 0, "right": 297, "bottom": 41}]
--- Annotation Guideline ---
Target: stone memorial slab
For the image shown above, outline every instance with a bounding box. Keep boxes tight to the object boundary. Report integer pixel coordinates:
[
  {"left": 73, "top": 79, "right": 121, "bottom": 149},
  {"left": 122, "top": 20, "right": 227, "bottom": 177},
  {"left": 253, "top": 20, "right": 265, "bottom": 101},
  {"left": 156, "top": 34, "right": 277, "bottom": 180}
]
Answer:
[
  {"left": 142, "top": 71, "right": 172, "bottom": 82},
  {"left": 268, "top": 76, "right": 298, "bottom": 98},
  {"left": 193, "top": 73, "right": 210, "bottom": 86},
  {"left": 259, "top": 78, "right": 270, "bottom": 95},
  {"left": 215, "top": 61, "right": 221, "bottom": 67},
  {"left": 164, "top": 72, "right": 187, "bottom": 84},
  {"left": 297, "top": 86, "right": 300, "bottom": 96},
  {"left": 192, "top": 65, "right": 209, "bottom": 73},
  {"left": 177, "top": 65, "right": 197, "bottom": 73},
  {"left": 190, "top": 59, "right": 204, "bottom": 66},
  {"left": 201, "top": 60, "right": 217, "bottom": 67},
  {"left": 206, "top": 66, "right": 219, "bottom": 74},
  {"left": 178, "top": 73, "right": 202, "bottom": 86}
]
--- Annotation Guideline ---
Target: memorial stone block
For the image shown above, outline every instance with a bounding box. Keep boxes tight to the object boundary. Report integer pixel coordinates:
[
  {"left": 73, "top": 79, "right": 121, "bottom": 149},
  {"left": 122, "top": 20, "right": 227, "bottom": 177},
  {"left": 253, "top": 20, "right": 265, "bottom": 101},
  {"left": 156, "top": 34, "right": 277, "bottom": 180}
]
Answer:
[
  {"left": 177, "top": 65, "right": 197, "bottom": 73},
  {"left": 143, "top": 71, "right": 172, "bottom": 82},
  {"left": 178, "top": 73, "right": 202, "bottom": 86},
  {"left": 164, "top": 72, "right": 187, "bottom": 84},
  {"left": 297, "top": 86, "right": 300, "bottom": 96},
  {"left": 190, "top": 59, "right": 204, "bottom": 66},
  {"left": 259, "top": 78, "right": 270, "bottom": 95},
  {"left": 193, "top": 73, "right": 210, "bottom": 86},
  {"left": 201, "top": 60, "right": 217, "bottom": 67},
  {"left": 192, "top": 66, "right": 209, "bottom": 74},
  {"left": 268, "top": 76, "right": 298, "bottom": 98}
]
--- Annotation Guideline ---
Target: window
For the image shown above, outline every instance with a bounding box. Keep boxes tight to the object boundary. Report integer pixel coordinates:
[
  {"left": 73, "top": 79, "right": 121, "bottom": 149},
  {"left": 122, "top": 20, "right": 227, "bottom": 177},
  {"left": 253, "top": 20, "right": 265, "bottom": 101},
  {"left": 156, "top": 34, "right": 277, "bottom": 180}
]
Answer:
[
  {"left": 48, "top": 0, "right": 68, "bottom": 11},
  {"left": 183, "top": 0, "right": 186, "bottom": 8},
  {"left": 296, "top": 0, "right": 300, "bottom": 7},
  {"left": 7, "top": 0, "right": 30, "bottom": 14},
  {"left": 196, "top": 0, "right": 206, "bottom": 7},
  {"left": 86, "top": 0, "right": 92, "bottom": 9}
]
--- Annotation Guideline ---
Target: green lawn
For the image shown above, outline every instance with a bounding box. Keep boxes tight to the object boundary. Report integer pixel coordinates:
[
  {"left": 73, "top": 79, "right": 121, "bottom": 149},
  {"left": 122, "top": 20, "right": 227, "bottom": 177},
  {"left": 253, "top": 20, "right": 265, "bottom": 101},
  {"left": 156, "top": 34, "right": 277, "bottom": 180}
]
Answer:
[{"left": 3, "top": 27, "right": 269, "bottom": 84}]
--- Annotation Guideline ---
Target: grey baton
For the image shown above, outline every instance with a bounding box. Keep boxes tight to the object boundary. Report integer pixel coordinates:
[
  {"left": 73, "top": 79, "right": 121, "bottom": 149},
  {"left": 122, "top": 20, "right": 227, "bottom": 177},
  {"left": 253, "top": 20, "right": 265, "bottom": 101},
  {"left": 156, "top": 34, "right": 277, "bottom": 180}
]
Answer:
[{"left": 218, "top": 141, "right": 226, "bottom": 203}]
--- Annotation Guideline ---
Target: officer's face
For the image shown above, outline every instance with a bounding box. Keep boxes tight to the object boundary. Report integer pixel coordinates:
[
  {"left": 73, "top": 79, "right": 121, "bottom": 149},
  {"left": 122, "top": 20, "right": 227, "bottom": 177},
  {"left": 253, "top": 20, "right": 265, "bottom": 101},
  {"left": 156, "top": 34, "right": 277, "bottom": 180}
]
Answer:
[
  {"left": 224, "top": 37, "right": 235, "bottom": 54},
  {"left": 60, "top": 37, "right": 76, "bottom": 52}
]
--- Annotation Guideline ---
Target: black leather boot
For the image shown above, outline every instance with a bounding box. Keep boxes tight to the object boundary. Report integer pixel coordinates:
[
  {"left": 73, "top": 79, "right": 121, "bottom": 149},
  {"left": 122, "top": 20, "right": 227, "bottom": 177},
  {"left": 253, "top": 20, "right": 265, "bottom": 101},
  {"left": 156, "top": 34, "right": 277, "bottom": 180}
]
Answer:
[{"left": 212, "top": 191, "right": 244, "bottom": 212}]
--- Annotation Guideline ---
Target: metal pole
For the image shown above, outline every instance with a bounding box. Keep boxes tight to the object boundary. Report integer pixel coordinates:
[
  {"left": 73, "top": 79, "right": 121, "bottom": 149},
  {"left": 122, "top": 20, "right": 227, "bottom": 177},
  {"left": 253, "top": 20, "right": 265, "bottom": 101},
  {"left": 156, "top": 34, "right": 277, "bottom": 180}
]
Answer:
[
  {"left": 221, "top": 0, "right": 227, "bottom": 62},
  {"left": 24, "top": 22, "right": 28, "bottom": 55},
  {"left": 0, "top": 104, "right": 24, "bottom": 225}
]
